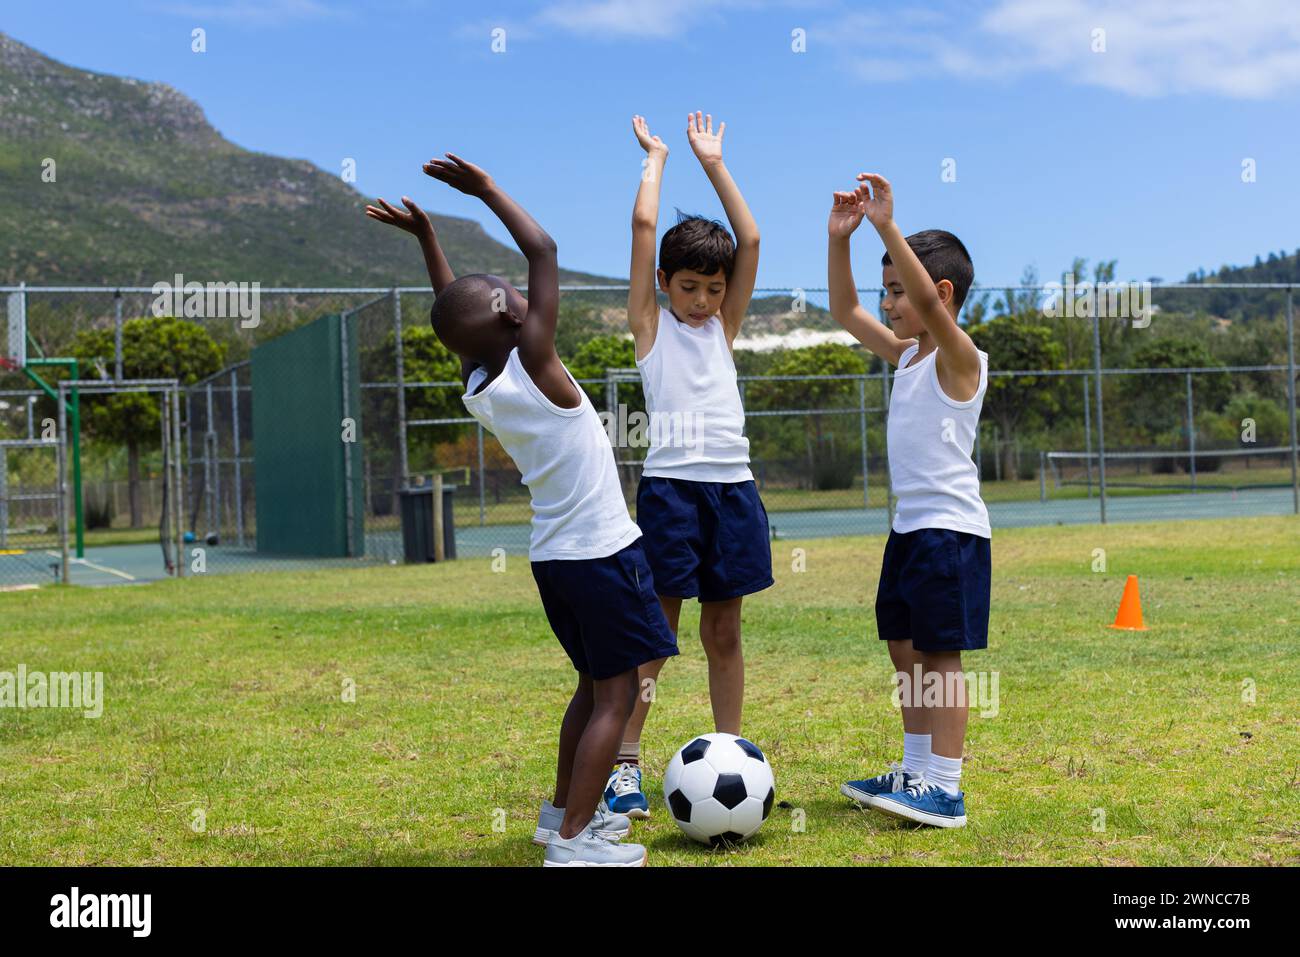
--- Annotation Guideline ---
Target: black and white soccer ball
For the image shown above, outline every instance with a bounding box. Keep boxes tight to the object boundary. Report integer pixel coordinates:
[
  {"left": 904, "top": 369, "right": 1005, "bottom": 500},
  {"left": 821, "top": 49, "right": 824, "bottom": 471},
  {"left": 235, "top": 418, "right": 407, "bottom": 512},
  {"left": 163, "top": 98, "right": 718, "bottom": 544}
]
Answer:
[{"left": 662, "top": 733, "right": 775, "bottom": 846}]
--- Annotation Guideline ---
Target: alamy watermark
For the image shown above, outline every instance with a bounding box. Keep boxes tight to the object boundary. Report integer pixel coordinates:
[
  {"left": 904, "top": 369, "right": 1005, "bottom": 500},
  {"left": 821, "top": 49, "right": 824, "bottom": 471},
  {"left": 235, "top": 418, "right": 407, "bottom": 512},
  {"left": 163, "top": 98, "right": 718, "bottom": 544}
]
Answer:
[
  {"left": 891, "top": 665, "right": 1000, "bottom": 718},
  {"left": 1042, "top": 273, "right": 1152, "bottom": 328},
  {"left": 599, "top": 404, "right": 706, "bottom": 456},
  {"left": 150, "top": 273, "right": 260, "bottom": 328},
  {"left": 0, "top": 665, "right": 103, "bottom": 718}
]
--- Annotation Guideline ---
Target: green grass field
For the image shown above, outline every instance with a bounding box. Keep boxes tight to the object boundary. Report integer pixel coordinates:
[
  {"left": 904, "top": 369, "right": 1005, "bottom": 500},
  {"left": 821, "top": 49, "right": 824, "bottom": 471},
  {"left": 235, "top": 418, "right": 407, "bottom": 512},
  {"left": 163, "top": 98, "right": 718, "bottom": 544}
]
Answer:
[{"left": 1, "top": 515, "right": 1296, "bottom": 866}]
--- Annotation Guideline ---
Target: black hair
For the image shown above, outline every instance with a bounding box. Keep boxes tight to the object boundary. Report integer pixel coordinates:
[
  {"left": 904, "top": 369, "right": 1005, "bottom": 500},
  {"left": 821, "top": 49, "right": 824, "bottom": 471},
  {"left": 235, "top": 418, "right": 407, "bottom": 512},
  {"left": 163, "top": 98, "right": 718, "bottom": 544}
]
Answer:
[
  {"left": 881, "top": 229, "right": 974, "bottom": 310},
  {"left": 658, "top": 211, "right": 735, "bottom": 283},
  {"left": 429, "top": 274, "right": 494, "bottom": 333}
]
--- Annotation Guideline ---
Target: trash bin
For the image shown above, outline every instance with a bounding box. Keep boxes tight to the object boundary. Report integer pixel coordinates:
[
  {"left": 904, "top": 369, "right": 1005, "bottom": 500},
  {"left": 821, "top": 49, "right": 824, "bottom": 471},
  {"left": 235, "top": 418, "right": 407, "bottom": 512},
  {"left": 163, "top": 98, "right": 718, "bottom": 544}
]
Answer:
[{"left": 398, "top": 483, "right": 457, "bottom": 563}]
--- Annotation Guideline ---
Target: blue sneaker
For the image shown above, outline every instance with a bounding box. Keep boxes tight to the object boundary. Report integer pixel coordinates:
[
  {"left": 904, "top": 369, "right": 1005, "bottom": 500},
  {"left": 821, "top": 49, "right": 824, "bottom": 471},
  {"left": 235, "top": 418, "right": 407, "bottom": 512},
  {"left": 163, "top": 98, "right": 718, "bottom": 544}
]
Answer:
[
  {"left": 604, "top": 763, "right": 650, "bottom": 819},
  {"left": 871, "top": 776, "right": 967, "bottom": 828},
  {"left": 840, "top": 762, "right": 920, "bottom": 808}
]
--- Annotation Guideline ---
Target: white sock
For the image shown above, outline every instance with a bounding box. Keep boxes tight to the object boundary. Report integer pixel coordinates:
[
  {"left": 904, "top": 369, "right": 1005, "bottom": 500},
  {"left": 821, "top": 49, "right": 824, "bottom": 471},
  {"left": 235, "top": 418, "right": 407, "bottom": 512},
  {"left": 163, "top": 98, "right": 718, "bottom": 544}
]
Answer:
[
  {"left": 928, "top": 753, "right": 963, "bottom": 796},
  {"left": 901, "top": 733, "right": 931, "bottom": 775},
  {"left": 617, "top": 740, "right": 641, "bottom": 765}
]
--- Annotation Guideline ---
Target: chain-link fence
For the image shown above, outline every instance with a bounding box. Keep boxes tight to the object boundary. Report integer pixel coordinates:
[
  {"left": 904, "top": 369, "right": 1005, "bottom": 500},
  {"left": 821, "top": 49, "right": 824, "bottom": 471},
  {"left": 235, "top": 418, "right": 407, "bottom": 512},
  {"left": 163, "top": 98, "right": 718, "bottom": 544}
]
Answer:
[
  {"left": 2, "top": 282, "right": 1296, "bottom": 585},
  {"left": 0, "top": 382, "right": 62, "bottom": 587}
]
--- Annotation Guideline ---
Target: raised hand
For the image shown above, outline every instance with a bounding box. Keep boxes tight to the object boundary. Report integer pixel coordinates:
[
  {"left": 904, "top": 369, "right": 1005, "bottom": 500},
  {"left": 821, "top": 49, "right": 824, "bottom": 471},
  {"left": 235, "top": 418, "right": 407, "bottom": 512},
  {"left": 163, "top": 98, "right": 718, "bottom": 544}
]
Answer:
[
  {"left": 854, "top": 173, "right": 894, "bottom": 228},
  {"left": 632, "top": 114, "right": 668, "bottom": 158},
  {"left": 423, "top": 152, "right": 495, "bottom": 198},
  {"left": 686, "top": 110, "right": 725, "bottom": 168},
  {"left": 364, "top": 195, "right": 433, "bottom": 236},
  {"left": 828, "top": 189, "right": 868, "bottom": 239}
]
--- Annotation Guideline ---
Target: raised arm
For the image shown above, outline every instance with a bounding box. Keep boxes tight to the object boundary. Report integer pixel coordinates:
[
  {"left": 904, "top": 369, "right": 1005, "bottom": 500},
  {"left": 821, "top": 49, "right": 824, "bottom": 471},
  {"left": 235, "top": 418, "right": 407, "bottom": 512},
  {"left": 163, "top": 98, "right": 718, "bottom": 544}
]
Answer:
[
  {"left": 364, "top": 196, "right": 473, "bottom": 386},
  {"left": 423, "top": 154, "right": 562, "bottom": 378},
  {"left": 364, "top": 195, "right": 455, "bottom": 293},
  {"left": 423, "top": 154, "right": 576, "bottom": 405},
  {"left": 858, "top": 173, "right": 980, "bottom": 384},
  {"left": 826, "top": 189, "right": 911, "bottom": 366},
  {"left": 629, "top": 115, "right": 667, "bottom": 359},
  {"left": 688, "top": 112, "right": 758, "bottom": 346}
]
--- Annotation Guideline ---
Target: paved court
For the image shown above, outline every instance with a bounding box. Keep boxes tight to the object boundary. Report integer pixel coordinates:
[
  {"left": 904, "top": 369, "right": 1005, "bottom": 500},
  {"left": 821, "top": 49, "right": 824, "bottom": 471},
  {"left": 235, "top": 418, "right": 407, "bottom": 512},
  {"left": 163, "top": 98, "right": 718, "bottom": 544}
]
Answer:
[
  {"left": 454, "top": 487, "right": 1298, "bottom": 556},
  {"left": 1, "top": 487, "right": 1293, "bottom": 588}
]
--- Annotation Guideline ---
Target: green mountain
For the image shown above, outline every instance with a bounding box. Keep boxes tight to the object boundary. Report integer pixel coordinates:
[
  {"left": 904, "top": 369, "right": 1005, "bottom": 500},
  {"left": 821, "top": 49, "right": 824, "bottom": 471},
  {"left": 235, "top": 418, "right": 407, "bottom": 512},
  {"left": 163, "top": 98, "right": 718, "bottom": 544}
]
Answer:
[
  {"left": 0, "top": 31, "right": 609, "bottom": 287},
  {"left": 1159, "top": 249, "right": 1300, "bottom": 321}
]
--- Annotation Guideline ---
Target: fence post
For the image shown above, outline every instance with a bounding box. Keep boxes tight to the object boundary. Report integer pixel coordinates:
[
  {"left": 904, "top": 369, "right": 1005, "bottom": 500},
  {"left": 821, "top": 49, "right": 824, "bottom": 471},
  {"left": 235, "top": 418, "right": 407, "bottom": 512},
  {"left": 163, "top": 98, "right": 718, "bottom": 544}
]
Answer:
[
  {"left": 394, "top": 289, "right": 409, "bottom": 490},
  {"left": 1185, "top": 371, "right": 1196, "bottom": 491},
  {"left": 858, "top": 375, "right": 868, "bottom": 510},
  {"left": 113, "top": 290, "right": 123, "bottom": 381},
  {"left": 1091, "top": 314, "right": 1108, "bottom": 523},
  {"left": 57, "top": 383, "right": 69, "bottom": 583},
  {"left": 477, "top": 422, "right": 486, "bottom": 526},
  {"left": 1287, "top": 287, "right": 1298, "bottom": 514},
  {"left": 1039, "top": 450, "right": 1046, "bottom": 503},
  {"left": 205, "top": 381, "right": 217, "bottom": 535},
  {"left": 1082, "top": 374, "right": 1093, "bottom": 498},
  {"left": 432, "top": 471, "right": 445, "bottom": 562},
  {"left": 160, "top": 389, "right": 171, "bottom": 571},
  {"left": 172, "top": 385, "right": 185, "bottom": 577},
  {"left": 185, "top": 389, "right": 194, "bottom": 530}
]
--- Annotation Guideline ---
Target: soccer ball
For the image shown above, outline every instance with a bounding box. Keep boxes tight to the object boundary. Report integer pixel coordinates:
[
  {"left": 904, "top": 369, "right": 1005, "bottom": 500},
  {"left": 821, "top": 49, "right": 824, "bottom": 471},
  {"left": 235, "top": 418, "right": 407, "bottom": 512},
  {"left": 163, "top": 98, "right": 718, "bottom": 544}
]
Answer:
[{"left": 663, "top": 733, "right": 775, "bottom": 846}]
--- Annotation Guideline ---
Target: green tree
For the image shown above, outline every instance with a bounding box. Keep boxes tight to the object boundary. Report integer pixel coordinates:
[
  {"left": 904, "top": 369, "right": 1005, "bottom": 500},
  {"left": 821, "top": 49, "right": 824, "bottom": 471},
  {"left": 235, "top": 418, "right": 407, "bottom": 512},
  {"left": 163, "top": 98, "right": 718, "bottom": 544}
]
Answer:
[
  {"left": 1114, "top": 337, "right": 1229, "bottom": 446},
  {"left": 969, "top": 315, "right": 1065, "bottom": 480},
  {"left": 361, "top": 324, "right": 463, "bottom": 508},
  {"left": 566, "top": 334, "right": 640, "bottom": 409},
  {"left": 746, "top": 343, "right": 868, "bottom": 488},
  {"left": 73, "top": 316, "right": 225, "bottom": 527}
]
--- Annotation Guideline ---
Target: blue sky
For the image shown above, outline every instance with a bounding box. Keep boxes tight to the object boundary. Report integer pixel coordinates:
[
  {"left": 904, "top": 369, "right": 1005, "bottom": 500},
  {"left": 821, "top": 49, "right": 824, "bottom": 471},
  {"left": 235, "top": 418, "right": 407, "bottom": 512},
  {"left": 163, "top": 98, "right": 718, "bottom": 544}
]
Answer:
[{"left": 5, "top": 0, "right": 1300, "bottom": 288}]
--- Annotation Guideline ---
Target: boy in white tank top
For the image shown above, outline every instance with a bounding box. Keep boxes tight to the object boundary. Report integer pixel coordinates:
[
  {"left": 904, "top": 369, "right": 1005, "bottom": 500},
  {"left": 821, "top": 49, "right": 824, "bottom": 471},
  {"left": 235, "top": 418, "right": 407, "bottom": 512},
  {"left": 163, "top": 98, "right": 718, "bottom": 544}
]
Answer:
[
  {"left": 826, "top": 173, "right": 991, "bottom": 829},
  {"left": 601, "top": 113, "right": 774, "bottom": 818},
  {"left": 366, "top": 153, "right": 677, "bottom": 866}
]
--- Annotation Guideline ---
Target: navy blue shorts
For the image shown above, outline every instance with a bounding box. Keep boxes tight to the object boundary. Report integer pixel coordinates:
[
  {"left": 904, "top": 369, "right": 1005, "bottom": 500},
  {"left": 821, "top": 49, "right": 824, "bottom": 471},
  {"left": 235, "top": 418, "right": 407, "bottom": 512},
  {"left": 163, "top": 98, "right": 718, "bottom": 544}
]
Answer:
[
  {"left": 636, "top": 476, "right": 774, "bottom": 603},
  {"left": 875, "top": 528, "right": 991, "bottom": 652},
  {"left": 530, "top": 540, "right": 679, "bottom": 680}
]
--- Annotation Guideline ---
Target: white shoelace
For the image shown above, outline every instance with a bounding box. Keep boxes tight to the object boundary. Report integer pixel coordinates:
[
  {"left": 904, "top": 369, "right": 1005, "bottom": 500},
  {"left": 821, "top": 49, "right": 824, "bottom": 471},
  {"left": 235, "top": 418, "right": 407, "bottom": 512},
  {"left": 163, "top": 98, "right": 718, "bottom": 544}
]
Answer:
[
  {"left": 611, "top": 763, "right": 640, "bottom": 797},
  {"left": 873, "top": 761, "right": 908, "bottom": 792},
  {"left": 900, "top": 776, "right": 937, "bottom": 799}
]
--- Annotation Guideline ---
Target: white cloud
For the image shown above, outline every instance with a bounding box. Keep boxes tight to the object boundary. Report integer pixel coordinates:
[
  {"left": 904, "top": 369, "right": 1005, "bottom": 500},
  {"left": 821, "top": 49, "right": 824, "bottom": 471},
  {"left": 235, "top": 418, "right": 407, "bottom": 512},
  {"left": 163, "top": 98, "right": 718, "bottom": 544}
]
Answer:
[
  {"left": 983, "top": 0, "right": 1300, "bottom": 97},
  {"left": 827, "top": 0, "right": 1300, "bottom": 99},
  {"left": 536, "top": 0, "right": 773, "bottom": 39},
  {"left": 152, "top": 0, "right": 349, "bottom": 26}
]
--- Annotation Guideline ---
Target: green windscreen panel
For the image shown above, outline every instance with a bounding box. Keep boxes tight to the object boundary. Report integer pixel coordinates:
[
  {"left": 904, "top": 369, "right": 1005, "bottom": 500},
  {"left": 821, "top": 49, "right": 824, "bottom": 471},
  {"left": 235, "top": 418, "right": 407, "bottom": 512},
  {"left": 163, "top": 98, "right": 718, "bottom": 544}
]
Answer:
[{"left": 252, "top": 313, "right": 363, "bottom": 556}]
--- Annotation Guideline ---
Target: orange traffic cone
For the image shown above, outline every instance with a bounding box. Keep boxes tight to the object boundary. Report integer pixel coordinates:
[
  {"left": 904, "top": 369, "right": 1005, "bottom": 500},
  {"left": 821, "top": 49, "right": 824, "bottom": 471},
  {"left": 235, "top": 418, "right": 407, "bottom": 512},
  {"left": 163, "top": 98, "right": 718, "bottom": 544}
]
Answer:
[{"left": 1108, "top": 575, "right": 1147, "bottom": 630}]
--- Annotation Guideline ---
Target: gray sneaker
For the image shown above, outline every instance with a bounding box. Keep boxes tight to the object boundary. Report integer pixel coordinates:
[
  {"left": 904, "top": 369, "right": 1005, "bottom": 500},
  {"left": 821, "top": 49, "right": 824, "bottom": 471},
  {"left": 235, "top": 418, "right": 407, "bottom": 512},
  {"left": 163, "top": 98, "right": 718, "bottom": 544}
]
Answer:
[
  {"left": 543, "top": 827, "right": 647, "bottom": 867},
  {"left": 532, "top": 799, "right": 631, "bottom": 846}
]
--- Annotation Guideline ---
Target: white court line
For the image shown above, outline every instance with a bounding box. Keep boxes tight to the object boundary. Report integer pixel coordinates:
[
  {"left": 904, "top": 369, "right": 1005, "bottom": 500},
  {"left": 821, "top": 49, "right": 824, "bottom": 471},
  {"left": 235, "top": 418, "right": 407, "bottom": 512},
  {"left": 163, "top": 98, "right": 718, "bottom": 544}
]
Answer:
[{"left": 45, "top": 551, "right": 137, "bottom": 582}]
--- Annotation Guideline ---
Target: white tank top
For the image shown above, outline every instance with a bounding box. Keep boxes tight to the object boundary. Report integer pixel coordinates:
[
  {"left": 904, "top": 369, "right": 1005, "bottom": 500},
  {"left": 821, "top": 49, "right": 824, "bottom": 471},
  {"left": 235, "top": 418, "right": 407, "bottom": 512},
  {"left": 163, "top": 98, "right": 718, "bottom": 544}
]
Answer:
[
  {"left": 886, "top": 343, "right": 992, "bottom": 538},
  {"left": 636, "top": 307, "right": 753, "bottom": 483},
  {"left": 462, "top": 348, "right": 641, "bottom": 561}
]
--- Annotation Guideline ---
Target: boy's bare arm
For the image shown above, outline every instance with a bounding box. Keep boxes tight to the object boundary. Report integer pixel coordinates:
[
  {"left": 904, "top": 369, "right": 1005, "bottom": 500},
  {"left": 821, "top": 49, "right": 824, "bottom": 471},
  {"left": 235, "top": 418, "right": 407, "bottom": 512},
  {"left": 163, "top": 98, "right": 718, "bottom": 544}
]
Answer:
[
  {"left": 689, "top": 112, "right": 759, "bottom": 346},
  {"left": 629, "top": 115, "right": 666, "bottom": 358},
  {"left": 826, "top": 190, "right": 911, "bottom": 366},
  {"left": 365, "top": 196, "right": 474, "bottom": 387},
  {"left": 857, "top": 173, "right": 981, "bottom": 381},
  {"left": 423, "top": 153, "right": 574, "bottom": 405},
  {"left": 364, "top": 195, "right": 455, "bottom": 293}
]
